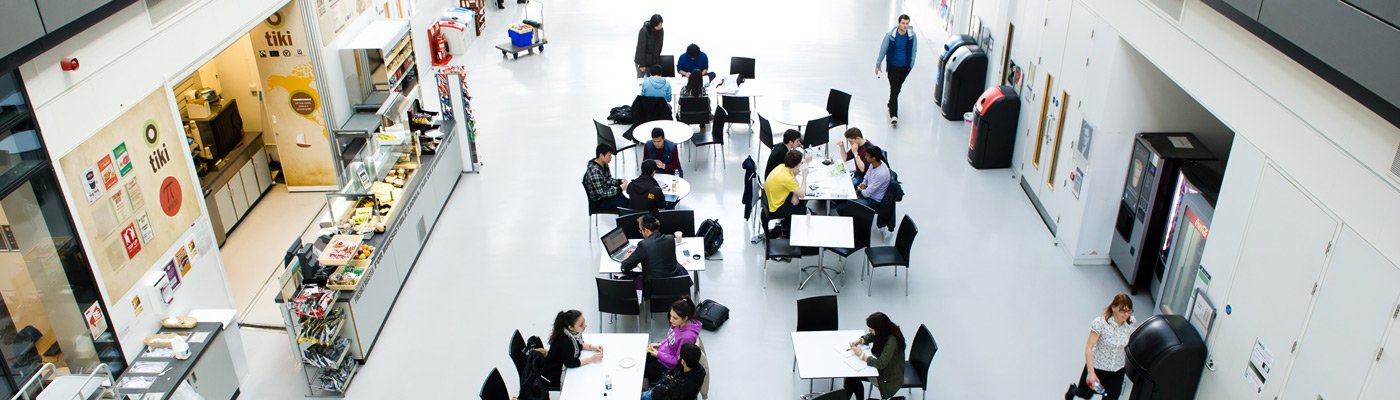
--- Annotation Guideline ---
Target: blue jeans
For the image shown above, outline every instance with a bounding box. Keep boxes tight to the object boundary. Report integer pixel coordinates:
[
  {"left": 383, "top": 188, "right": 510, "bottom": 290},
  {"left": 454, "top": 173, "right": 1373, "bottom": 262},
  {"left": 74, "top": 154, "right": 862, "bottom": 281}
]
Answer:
[
  {"left": 851, "top": 174, "right": 863, "bottom": 188},
  {"left": 596, "top": 193, "right": 628, "bottom": 211},
  {"left": 641, "top": 389, "right": 653, "bottom": 400}
]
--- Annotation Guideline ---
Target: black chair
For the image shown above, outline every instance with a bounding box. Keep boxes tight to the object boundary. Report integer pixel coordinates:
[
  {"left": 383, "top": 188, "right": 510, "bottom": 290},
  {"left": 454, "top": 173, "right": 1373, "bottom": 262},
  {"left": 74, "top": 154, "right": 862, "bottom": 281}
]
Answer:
[
  {"left": 757, "top": 114, "right": 775, "bottom": 161},
  {"left": 597, "top": 119, "right": 636, "bottom": 169},
  {"left": 644, "top": 275, "right": 693, "bottom": 328},
  {"left": 729, "top": 57, "right": 756, "bottom": 80},
  {"left": 677, "top": 96, "right": 712, "bottom": 127},
  {"left": 826, "top": 89, "right": 852, "bottom": 131},
  {"left": 659, "top": 55, "right": 676, "bottom": 77},
  {"left": 721, "top": 96, "right": 752, "bottom": 133},
  {"left": 796, "top": 295, "right": 839, "bottom": 331},
  {"left": 584, "top": 181, "right": 621, "bottom": 240},
  {"left": 617, "top": 211, "right": 647, "bottom": 239},
  {"left": 509, "top": 331, "right": 528, "bottom": 382},
  {"left": 626, "top": 96, "right": 674, "bottom": 143},
  {"left": 902, "top": 324, "right": 937, "bottom": 400},
  {"left": 803, "top": 116, "right": 831, "bottom": 151},
  {"left": 865, "top": 215, "right": 919, "bottom": 296},
  {"left": 806, "top": 389, "right": 847, "bottom": 400},
  {"left": 658, "top": 209, "right": 696, "bottom": 237},
  {"left": 827, "top": 201, "right": 876, "bottom": 277},
  {"left": 692, "top": 107, "right": 726, "bottom": 168},
  {"left": 596, "top": 277, "right": 641, "bottom": 330},
  {"left": 480, "top": 368, "right": 510, "bottom": 400},
  {"left": 759, "top": 197, "right": 803, "bottom": 289}
]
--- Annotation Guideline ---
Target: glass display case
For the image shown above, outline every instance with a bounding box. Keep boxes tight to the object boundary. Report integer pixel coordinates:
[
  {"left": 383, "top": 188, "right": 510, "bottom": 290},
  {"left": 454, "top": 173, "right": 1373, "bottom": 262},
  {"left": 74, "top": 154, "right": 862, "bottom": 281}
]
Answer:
[{"left": 326, "top": 127, "right": 420, "bottom": 237}]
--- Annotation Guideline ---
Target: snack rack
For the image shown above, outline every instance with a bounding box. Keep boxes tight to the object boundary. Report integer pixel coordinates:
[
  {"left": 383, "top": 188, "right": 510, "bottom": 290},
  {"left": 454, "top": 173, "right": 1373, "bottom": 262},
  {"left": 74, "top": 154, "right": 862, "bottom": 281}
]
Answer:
[{"left": 282, "top": 282, "right": 358, "bottom": 397}]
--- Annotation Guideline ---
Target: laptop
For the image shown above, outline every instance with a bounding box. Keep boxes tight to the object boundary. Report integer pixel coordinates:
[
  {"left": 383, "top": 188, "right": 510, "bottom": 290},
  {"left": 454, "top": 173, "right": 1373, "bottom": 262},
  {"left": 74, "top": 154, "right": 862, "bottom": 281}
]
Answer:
[{"left": 600, "top": 227, "right": 637, "bottom": 262}]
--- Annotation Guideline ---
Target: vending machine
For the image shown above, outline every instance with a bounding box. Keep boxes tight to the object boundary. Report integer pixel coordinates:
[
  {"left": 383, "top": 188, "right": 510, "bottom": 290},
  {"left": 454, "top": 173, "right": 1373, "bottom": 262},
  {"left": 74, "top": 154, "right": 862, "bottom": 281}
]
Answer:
[
  {"left": 1153, "top": 159, "right": 1223, "bottom": 313},
  {"left": 1108, "top": 133, "right": 1215, "bottom": 294}
]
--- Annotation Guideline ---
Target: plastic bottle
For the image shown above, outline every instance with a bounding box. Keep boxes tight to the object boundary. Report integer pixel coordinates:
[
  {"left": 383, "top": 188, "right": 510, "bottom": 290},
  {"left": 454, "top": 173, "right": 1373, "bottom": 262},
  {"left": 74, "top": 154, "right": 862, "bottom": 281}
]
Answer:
[
  {"left": 604, "top": 374, "right": 612, "bottom": 396},
  {"left": 1091, "top": 381, "right": 1106, "bottom": 396}
]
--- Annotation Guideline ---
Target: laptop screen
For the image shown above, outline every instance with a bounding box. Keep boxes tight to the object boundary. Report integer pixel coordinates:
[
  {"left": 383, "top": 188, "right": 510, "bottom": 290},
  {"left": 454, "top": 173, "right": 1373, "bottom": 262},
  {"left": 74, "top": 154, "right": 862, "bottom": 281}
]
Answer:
[{"left": 601, "top": 227, "right": 629, "bottom": 254}]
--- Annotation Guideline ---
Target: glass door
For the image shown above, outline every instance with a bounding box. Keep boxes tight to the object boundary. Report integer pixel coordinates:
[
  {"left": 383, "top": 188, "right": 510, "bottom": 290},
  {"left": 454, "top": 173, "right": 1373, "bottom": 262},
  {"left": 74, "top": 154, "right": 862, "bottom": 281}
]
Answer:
[{"left": 1158, "top": 195, "right": 1212, "bottom": 316}]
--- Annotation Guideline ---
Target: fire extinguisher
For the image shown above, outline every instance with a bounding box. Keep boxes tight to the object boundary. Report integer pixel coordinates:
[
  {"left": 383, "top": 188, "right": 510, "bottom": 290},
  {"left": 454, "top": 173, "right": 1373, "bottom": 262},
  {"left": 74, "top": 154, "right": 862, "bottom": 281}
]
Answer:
[{"left": 430, "top": 25, "right": 452, "bottom": 66}]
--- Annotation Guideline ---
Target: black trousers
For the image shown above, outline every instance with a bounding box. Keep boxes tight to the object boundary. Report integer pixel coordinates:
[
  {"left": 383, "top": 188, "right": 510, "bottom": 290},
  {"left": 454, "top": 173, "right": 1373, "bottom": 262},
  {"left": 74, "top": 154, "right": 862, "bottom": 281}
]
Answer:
[
  {"left": 1072, "top": 367, "right": 1126, "bottom": 399},
  {"left": 644, "top": 353, "right": 667, "bottom": 382},
  {"left": 843, "top": 376, "right": 870, "bottom": 400},
  {"left": 886, "top": 66, "right": 911, "bottom": 117}
]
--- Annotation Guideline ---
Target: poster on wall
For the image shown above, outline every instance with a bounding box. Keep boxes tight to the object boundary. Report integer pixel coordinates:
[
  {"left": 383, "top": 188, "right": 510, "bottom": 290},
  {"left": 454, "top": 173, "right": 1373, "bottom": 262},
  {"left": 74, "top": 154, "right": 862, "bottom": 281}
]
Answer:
[
  {"left": 97, "top": 155, "right": 119, "bottom": 190},
  {"left": 113, "top": 143, "right": 134, "bottom": 176},
  {"left": 82, "top": 166, "right": 104, "bottom": 204},
  {"left": 58, "top": 87, "right": 202, "bottom": 299},
  {"left": 110, "top": 189, "right": 132, "bottom": 222},
  {"left": 1070, "top": 167, "right": 1084, "bottom": 199},
  {"left": 254, "top": 2, "right": 337, "bottom": 188},
  {"left": 1074, "top": 119, "right": 1094, "bottom": 168},
  {"left": 83, "top": 302, "right": 107, "bottom": 340}
]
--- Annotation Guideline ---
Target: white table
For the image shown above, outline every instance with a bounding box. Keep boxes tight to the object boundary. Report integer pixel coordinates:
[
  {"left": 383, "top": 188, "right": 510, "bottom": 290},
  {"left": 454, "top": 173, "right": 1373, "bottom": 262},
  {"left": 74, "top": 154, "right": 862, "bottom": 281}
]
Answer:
[
  {"left": 761, "top": 98, "right": 830, "bottom": 127},
  {"left": 792, "top": 330, "right": 878, "bottom": 380},
  {"left": 713, "top": 75, "right": 765, "bottom": 98},
  {"left": 655, "top": 173, "right": 691, "bottom": 203},
  {"left": 559, "top": 333, "right": 650, "bottom": 400},
  {"left": 790, "top": 215, "right": 854, "bottom": 292},
  {"left": 636, "top": 120, "right": 694, "bottom": 144},
  {"left": 598, "top": 236, "right": 707, "bottom": 293},
  {"left": 802, "top": 158, "right": 859, "bottom": 201}
]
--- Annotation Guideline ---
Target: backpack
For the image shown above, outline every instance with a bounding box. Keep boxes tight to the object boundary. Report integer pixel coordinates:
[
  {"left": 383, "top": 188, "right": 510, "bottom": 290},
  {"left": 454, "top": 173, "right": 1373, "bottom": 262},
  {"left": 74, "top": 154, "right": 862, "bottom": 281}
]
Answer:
[
  {"left": 696, "top": 219, "right": 723, "bottom": 258},
  {"left": 695, "top": 299, "right": 730, "bottom": 331},
  {"left": 608, "top": 105, "right": 633, "bottom": 124},
  {"left": 517, "top": 336, "right": 550, "bottom": 400}
]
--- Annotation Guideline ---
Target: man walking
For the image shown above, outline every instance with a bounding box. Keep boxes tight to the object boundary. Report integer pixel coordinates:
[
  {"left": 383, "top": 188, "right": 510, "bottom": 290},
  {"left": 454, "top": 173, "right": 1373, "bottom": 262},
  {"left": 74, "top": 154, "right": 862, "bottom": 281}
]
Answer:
[{"left": 876, "top": 14, "right": 917, "bottom": 125}]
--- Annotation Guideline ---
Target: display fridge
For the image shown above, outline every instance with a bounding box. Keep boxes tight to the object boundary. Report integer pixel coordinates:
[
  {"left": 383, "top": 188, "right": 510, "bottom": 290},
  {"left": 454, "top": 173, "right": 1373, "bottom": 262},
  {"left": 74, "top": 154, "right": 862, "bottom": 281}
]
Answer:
[
  {"left": 1153, "top": 160, "right": 1224, "bottom": 314},
  {"left": 1108, "top": 133, "right": 1215, "bottom": 294}
]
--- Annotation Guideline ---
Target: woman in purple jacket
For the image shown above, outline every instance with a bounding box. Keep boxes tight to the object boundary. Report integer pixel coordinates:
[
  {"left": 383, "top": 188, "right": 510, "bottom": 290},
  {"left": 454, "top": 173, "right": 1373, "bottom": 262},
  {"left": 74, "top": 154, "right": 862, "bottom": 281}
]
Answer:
[{"left": 644, "top": 298, "right": 702, "bottom": 381}]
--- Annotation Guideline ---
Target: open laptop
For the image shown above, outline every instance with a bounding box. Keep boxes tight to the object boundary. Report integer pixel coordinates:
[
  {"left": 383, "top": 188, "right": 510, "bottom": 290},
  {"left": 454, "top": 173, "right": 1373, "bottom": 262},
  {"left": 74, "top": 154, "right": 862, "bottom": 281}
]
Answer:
[{"left": 600, "top": 226, "right": 637, "bottom": 262}]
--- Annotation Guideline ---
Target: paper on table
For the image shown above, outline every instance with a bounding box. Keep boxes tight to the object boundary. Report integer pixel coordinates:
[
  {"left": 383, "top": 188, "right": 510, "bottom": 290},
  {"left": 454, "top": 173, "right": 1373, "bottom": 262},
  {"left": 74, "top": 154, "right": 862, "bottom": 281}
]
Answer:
[
  {"left": 188, "top": 331, "right": 211, "bottom": 344},
  {"left": 842, "top": 355, "right": 870, "bottom": 371}
]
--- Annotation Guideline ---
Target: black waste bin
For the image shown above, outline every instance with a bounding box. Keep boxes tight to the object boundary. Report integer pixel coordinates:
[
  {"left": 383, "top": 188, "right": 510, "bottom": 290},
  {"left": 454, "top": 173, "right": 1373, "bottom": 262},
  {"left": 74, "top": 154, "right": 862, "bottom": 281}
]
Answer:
[
  {"left": 940, "top": 45, "right": 987, "bottom": 121},
  {"left": 935, "top": 35, "right": 976, "bottom": 106},
  {"left": 1125, "top": 315, "right": 1207, "bottom": 400},
  {"left": 968, "top": 85, "right": 1020, "bottom": 169}
]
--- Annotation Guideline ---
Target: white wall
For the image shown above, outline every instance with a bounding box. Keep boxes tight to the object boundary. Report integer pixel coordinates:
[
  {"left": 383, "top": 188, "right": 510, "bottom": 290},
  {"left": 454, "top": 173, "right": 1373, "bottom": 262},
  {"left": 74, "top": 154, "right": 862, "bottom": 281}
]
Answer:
[{"left": 209, "top": 34, "right": 269, "bottom": 138}]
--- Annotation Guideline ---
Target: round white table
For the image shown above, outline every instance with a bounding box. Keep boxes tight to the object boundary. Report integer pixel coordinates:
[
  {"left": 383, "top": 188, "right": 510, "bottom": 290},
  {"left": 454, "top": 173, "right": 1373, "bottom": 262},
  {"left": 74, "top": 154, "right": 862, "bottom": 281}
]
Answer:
[
  {"left": 655, "top": 173, "right": 691, "bottom": 203},
  {"left": 760, "top": 98, "right": 830, "bottom": 126},
  {"left": 636, "top": 120, "right": 694, "bottom": 143}
]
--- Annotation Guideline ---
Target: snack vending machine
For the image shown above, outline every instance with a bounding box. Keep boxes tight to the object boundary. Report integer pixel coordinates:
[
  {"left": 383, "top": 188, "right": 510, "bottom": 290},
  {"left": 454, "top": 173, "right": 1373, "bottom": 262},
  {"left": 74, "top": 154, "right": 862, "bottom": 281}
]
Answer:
[{"left": 1109, "top": 133, "right": 1215, "bottom": 293}]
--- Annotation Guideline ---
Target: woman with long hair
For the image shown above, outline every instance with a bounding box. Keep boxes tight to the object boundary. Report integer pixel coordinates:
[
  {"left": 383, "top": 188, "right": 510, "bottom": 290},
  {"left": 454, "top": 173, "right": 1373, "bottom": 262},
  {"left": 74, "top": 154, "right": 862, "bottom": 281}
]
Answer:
[
  {"left": 1066, "top": 294, "right": 1137, "bottom": 400},
  {"left": 543, "top": 310, "right": 603, "bottom": 386},
  {"left": 844, "top": 312, "right": 907, "bottom": 400},
  {"left": 681, "top": 69, "right": 705, "bottom": 98},
  {"left": 634, "top": 14, "right": 665, "bottom": 78},
  {"left": 644, "top": 298, "right": 703, "bottom": 381}
]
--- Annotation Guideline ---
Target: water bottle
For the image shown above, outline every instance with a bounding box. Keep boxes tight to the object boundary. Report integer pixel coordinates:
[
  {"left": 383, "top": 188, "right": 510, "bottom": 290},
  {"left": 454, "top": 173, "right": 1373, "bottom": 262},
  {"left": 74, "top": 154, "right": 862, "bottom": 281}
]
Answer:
[
  {"left": 1091, "top": 381, "right": 1106, "bottom": 396},
  {"left": 604, "top": 374, "right": 612, "bottom": 396}
]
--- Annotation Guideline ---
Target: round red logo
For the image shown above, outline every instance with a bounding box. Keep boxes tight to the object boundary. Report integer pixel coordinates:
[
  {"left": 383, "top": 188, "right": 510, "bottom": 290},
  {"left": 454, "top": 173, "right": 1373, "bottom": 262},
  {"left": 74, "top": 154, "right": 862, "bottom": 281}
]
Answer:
[{"left": 160, "top": 176, "right": 182, "bottom": 217}]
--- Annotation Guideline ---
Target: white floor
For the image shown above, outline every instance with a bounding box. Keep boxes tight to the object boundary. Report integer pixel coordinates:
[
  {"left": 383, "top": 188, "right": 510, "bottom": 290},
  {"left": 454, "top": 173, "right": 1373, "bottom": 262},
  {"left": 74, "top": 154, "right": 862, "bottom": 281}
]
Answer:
[{"left": 231, "top": 1, "right": 1153, "bottom": 398}]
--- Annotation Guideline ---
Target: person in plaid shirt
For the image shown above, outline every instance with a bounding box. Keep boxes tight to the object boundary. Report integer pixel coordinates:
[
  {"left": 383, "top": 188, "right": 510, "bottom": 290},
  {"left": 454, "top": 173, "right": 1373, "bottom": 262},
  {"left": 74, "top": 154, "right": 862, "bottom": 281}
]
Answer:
[{"left": 584, "top": 144, "right": 629, "bottom": 211}]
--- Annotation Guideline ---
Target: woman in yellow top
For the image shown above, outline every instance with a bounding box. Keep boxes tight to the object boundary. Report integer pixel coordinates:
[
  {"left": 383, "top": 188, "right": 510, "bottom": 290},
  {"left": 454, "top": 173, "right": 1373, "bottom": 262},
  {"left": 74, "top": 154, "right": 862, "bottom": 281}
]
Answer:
[{"left": 763, "top": 149, "right": 810, "bottom": 236}]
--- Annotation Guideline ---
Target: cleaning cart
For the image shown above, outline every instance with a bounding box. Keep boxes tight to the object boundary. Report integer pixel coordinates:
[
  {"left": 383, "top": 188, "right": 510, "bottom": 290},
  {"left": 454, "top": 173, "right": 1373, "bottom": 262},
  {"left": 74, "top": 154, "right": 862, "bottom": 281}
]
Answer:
[{"left": 494, "top": 1, "right": 548, "bottom": 59}]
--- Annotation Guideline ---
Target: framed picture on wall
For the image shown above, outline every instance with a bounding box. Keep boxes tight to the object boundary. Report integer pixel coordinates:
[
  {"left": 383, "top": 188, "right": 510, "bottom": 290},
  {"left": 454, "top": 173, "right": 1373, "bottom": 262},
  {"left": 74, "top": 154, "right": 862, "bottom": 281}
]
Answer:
[{"left": 970, "top": 16, "right": 982, "bottom": 38}]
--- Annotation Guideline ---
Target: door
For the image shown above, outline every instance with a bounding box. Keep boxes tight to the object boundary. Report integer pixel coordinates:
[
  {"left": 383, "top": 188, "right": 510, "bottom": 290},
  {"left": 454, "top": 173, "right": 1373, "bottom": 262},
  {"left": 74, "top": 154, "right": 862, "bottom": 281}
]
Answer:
[
  {"left": 1361, "top": 306, "right": 1400, "bottom": 399},
  {"left": 240, "top": 162, "right": 259, "bottom": 206},
  {"left": 1195, "top": 165, "right": 1338, "bottom": 399},
  {"left": 1281, "top": 226, "right": 1400, "bottom": 399},
  {"left": 1042, "top": 89, "right": 1070, "bottom": 193},
  {"left": 228, "top": 173, "right": 248, "bottom": 220},
  {"left": 214, "top": 187, "right": 236, "bottom": 235}
]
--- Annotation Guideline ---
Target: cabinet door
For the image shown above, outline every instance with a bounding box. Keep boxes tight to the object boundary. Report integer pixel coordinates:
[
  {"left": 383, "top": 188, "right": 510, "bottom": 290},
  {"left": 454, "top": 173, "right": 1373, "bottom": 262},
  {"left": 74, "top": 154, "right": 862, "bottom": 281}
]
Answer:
[
  {"left": 214, "top": 188, "right": 237, "bottom": 235},
  {"left": 240, "top": 162, "right": 260, "bottom": 206},
  {"left": 1362, "top": 310, "right": 1400, "bottom": 399},
  {"left": 229, "top": 172, "right": 249, "bottom": 219},
  {"left": 252, "top": 148, "right": 271, "bottom": 191}
]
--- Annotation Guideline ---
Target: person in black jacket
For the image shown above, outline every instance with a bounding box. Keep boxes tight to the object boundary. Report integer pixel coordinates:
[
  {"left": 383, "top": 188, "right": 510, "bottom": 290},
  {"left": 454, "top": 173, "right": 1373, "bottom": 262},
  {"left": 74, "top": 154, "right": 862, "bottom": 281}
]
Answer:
[
  {"left": 642, "top": 343, "right": 705, "bottom": 400},
  {"left": 635, "top": 14, "right": 664, "bottom": 78},
  {"left": 628, "top": 160, "right": 667, "bottom": 215},
  {"left": 766, "top": 129, "right": 810, "bottom": 175},
  {"left": 620, "top": 215, "right": 686, "bottom": 283},
  {"left": 543, "top": 310, "right": 604, "bottom": 386}
]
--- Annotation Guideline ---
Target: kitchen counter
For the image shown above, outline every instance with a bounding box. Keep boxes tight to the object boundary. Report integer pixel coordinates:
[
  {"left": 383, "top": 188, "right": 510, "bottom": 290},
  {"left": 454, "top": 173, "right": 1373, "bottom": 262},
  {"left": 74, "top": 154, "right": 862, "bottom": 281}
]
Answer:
[
  {"left": 199, "top": 131, "right": 264, "bottom": 198},
  {"left": 113, "top": 322, "right": 237, "bottom": 400}
]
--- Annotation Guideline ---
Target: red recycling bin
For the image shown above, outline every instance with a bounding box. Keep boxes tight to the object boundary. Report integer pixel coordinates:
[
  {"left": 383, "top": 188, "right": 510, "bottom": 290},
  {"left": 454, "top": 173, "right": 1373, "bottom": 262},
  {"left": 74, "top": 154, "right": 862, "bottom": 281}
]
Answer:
[{"left": 968, "top": 85, "right": 1020, "bottom": 169}]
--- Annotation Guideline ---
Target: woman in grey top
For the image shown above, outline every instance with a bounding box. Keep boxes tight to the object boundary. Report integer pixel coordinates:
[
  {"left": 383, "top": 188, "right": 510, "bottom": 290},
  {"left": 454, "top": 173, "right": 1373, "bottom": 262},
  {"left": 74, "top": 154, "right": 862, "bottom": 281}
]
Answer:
[{"left": 1066, "top": 294, "right": 1137, "bottom": 399}]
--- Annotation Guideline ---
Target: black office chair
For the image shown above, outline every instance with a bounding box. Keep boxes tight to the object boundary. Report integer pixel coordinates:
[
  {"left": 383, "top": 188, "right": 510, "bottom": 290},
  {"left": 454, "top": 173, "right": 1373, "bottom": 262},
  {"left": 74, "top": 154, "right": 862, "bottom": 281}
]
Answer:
[
  {"left": 827, "top": 202, "right": 876, "bottom": 278},
  {"left": 677, "top": 97, "right": 712, "bottom": 127},
  {"left": 660, "top": 55, "right": 676, "bottom": 77},
  {"left": 509, "top": 331, "right": 528, "bottom": 382},
  {"left": 721, "top": 95, "right": 752, "bottom": 133},
  {"left": 480, "top": 368, "right": 511, "bottom": 400},
  {"left": 692, "top": 107, "right": 725, "bottom": 168},
  {"left": 658, "top": 209, "right": 696, "bottom": 237},
  {"left": 806, "top": 389, "right": 847, "bottom": 400},
  {"left": 643, "top": 275, "right": 693, "bottom": 328},
  {"left": 804, "top": 116, "right": 831, "bottom": 152},
  {"left": 597, "top": 119, "right": 635, "bottom": 169},
  {"left": 596, "top": 277, "right": 641, "bottom": 330},
  {"left": 617, "top": 211, "right": 648, "bottom": 239},
  {"left": 729, "top": 57, "right": 756, "bottom": 80},
  {"left": 757, "top": 114, "right": 775, "bottom": 161},
  {"left": 901, "top": 324, "right": 938, "bottom": 400},
  {"left": 759, "top": 196, "right": 804, "bottom": 289},
  {"left": 826, "top": 89, "right": 852, "bottom": 131},
  {"left": 865, "top": 215, "right": 919, "bottom": 296}
]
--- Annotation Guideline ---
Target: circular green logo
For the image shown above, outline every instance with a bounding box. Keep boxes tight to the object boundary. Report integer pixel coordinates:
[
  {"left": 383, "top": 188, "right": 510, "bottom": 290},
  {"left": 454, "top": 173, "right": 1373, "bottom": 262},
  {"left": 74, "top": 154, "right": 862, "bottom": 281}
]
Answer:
[
  {"left": 265, "top": 12, "right": 285, "bottom": 29},
  {"left": 143, "top": 119, "right": 160, "bottom": 148}
]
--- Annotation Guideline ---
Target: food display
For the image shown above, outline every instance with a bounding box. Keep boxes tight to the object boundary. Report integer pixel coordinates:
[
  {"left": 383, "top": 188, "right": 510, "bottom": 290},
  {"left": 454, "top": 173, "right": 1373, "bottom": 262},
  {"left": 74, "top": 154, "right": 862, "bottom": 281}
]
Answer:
[
  {"left": 318, "top": 235, "right": 364, "bottom": 266},
  {"left": 327, "top": 265, "right": 366, "bottom": 290}
]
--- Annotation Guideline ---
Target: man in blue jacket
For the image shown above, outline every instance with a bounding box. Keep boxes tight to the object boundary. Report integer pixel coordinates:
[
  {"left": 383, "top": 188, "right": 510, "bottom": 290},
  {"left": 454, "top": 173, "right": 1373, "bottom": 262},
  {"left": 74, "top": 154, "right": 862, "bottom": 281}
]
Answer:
[
  {"left": 640, "top": 65, "right": 673, "bottom": 103},
  {"left": 876, "top": 15, "right": 917, "bottom": 125}
]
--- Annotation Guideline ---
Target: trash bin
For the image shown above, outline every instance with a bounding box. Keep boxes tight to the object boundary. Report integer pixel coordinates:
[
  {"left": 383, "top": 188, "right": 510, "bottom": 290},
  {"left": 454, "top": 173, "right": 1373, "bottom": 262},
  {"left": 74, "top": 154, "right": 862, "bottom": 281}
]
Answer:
[
  {"left": 936, "top": 35, "right": 977, "bottom": 106},
  {"left": 940, "top": 45, "right": 988, "bottom": 121},
  {"left": 1125, "top": 315, "right": 1207, "bottom": 400},
  {"left": 968, "top": 85, "right": 1020, "bottom": 169}
]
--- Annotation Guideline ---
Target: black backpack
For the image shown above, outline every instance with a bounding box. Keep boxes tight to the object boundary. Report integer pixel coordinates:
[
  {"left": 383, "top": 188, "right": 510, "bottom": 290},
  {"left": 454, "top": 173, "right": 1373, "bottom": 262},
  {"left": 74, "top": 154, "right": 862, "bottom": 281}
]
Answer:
[
  {"left": 695, "top": 299, "right": 730, "bottom": 331},
  {"left": 608, "top": 105, "right": 633, "bottom": 124},
  {"left": 696, "top": 219, "right": 723, "bottom": 258},
  {"left": 517, "top": 336, "right": 550, "bottom": 400}
]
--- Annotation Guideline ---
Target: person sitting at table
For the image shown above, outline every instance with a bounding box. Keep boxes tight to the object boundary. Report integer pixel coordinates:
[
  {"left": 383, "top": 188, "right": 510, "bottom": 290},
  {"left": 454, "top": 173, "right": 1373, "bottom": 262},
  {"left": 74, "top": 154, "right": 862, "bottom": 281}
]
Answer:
[
  {"left": 544, "top": 310, "right": 604, "bottom": 387},
  {"left": 680, "top": 69, "right": 706, "bottom": 98},
  {"left": 584, "top": 144, "right": 630, "bottom": 211},
  {"left": 676, "top": 44, "right": 714, "bottom": 80},
  {"left": 642, "top": 343, "right": 705, "bottom": 400},
  {"left": 628, "top": 160, "right": 667, "bottom": 215},
  {"left": 766, "top": 129, "right": 811, "bottom": 175},
  {"left": 640, "top": 65, "right": 673, "bottom": 103},
  {"left": 620, "top": 215, "right": 686, "bottom": 283},
  {"left": 645, "top": 298, "right": 703, "bottom": 382},
  {"left": 642, "top": 127, "right": 684, "bottom": 177},
  {"left": 838, "top": 145, "right": 890, "bottom": 215},
  {"left": 764, "top": 149, "right": 810, "bottom": 237},
  {"left": 844, "top": 312, "right": 907, "bottom": 400},
  {"left": 837, "top": 127, "right": 876, "bottom": 185}
]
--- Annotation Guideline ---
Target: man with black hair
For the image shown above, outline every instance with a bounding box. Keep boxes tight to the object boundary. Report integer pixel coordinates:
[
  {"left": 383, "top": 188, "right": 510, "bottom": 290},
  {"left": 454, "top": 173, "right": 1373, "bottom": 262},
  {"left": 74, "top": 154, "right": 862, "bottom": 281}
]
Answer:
[
  {"left": 643, "top": 127, "right": 683, "bottom": 177},
  {"left": 876, "top": 14, "right": 917, "bottom": 125},
  {"left": 838, "top": 145, "right": 890, "bottom": 215},
  {"left": 764, "top": 149, "right": 811, "bottom": 236},
  {"left": 640, "top": 65, "right": 674, "bottom": 102},
  {"left": 676, "top": 44, "right": 714, "bottom": 80},
  {"left": 621, "top": 215, "right": 686, "bottom": 282},
  {"left": 628, "top": 160, "right": 667, "bottom": 215},
  {"left": 635, "top": 14, "right": 665, "bottom": 78},
  {"left": 766, "top": 129, "right": 812, "bottom": 175},
  {"left": 583, "top": 144, "right": 629, "bottom": 211},
  {"left": 643, "top": 343, "right": 706, "bottom": 400}
]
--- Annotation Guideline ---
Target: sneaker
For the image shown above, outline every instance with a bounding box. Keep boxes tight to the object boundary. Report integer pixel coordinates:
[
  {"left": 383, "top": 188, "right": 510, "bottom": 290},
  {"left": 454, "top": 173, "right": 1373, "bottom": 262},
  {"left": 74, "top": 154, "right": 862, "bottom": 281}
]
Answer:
[
  {"left": 1065, "top": 384, "right": 1076, "bottom": 400},
  {"left": 890, "top": 116, "right": 899, "bottom": 125}
]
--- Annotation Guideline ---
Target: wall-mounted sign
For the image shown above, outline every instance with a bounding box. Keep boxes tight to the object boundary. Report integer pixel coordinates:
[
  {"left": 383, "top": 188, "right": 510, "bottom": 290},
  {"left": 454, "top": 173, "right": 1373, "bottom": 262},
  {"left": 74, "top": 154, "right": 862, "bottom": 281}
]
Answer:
[
  {"left": 84, "top": 302, "right": 107, "bottom": 340},
  {"left": 121, "top": 223, "right": 142, "bottom": 258},
  {"left": 113, "top": 143, "right": 134, "bottom": 176},
  {"left": 290, "top": 91, "right": 317, "bottom": 116},
  {"left": 159, "top": 176, "right": 182, "bottom": 217}
]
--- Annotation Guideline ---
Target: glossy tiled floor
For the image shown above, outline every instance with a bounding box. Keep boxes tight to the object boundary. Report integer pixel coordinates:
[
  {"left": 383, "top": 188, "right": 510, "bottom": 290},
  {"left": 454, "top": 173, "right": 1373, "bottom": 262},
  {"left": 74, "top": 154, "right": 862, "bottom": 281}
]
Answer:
[{"left": 234, "top": 1, "right": 1152, "bottom": 398}]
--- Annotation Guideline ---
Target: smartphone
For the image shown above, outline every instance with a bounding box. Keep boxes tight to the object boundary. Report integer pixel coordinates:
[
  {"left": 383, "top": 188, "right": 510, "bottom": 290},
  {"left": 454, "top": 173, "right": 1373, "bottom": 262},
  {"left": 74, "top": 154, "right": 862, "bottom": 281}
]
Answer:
[{"left": 683, "top": 250, "right": 690, "bottom": 257}]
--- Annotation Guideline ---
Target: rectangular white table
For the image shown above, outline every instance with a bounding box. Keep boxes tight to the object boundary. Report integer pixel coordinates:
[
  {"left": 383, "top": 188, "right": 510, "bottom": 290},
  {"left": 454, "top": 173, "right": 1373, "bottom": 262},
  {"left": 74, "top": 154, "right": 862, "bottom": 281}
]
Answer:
[
  {"left": 790, "top": 215, "right": 854, "bottom": 292},
  {"left": 803, "top": 158, "right": 858, "bottom": 202},
  {"left": 560, "top": 333, "right": 650, "bottom": 400},
  {"left": 599, "top": 237, "right": 706, "bottom": 292},
  {"left": 792, "top": 330, "right": 879, "bottom": 380}
]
